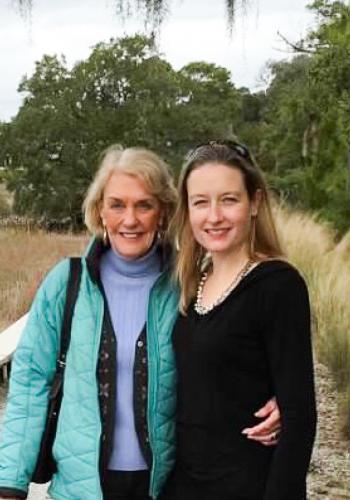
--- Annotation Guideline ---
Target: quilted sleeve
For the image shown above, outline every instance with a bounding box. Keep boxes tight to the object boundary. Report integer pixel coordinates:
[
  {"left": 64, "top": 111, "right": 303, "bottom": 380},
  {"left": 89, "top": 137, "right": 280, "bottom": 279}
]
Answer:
[{"left": 0, "top": 259, "right": 70, "bottom": 494}]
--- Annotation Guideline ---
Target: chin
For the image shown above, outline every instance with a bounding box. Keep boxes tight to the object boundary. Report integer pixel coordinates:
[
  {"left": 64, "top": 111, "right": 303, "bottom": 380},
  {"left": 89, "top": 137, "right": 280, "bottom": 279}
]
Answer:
[
  {"left": 208, "top": 246, "right": 231, "bottom": 255},
  {"left": 200, "top": 239, "right": 231, "bottom": 253},
  {"left": 121, "top": 250, "right": 146, "bottom": 260}
]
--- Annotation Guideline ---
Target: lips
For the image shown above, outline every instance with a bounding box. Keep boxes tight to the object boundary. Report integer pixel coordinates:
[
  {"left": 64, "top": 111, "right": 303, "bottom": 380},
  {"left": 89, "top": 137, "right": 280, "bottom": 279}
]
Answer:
[
  {"left": 119, "top": 232, "right": 144, "bottom": 239},
  {"left": 204, "top": 228, "right": 231, "bottom": 236}
]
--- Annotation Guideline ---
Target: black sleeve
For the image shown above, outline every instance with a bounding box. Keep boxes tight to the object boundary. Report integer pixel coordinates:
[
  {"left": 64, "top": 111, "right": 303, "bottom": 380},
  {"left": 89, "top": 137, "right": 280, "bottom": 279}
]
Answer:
[{"left": 260, "top": 268, "right": 317, "bottom": 500}]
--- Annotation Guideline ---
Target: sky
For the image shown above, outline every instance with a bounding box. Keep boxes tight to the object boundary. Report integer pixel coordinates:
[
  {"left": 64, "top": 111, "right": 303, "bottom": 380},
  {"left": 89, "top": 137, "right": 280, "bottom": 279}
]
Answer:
[{"left": 0, "top": 0, "right": 316, "bottom": 122}]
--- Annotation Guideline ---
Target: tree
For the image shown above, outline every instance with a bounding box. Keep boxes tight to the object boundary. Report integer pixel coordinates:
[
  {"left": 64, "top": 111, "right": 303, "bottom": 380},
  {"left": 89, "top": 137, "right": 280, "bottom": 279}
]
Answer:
[
  {"left": 3, "top": 35, "right": 242, "bottom": 226},
  {"left": 258, "top": 56, "right": 312, "bottom": 177},
  {"left": 251, "top": 53, "right": 350, "bottom": 232},
  {"left": 220, "top": 0, "right": 350, "bottom": 232},
  {"left": 296, "top": 0, "right": 350, "bottom": 231},
  {"left": 7, "top": 2, "right": 350, "bottom": 233},
  {"left": 169, "top": 62, "right": 241, "bottom": 158},
  {"left": 3, "top": 54, "right": 82, "bottom": 224}
]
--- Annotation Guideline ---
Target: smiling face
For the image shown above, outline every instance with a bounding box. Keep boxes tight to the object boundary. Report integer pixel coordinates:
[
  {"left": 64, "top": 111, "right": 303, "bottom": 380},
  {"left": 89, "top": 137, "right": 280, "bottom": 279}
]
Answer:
[
  {"left": 100, "top": 172, "right": 163, "bottom": 259},
  {"left": 187, "top": 162, "right": 260, "bottom": 258}
]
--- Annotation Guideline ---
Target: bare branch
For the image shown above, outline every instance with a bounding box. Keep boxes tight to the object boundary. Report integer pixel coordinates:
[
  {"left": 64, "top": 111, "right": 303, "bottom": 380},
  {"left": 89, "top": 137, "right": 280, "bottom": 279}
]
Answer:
[{"left": 277, "top": 31, "right": 316, "bottom": 55}]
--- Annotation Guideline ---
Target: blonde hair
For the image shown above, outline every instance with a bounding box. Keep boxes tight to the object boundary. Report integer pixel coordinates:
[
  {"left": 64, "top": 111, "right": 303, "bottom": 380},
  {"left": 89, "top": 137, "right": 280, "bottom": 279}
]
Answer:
[
  {"left": 83, "top": 145, "right": 177, "bottom": 240},
  {"left": 171, "top": 142, "right": 284, "bottom": 314}
]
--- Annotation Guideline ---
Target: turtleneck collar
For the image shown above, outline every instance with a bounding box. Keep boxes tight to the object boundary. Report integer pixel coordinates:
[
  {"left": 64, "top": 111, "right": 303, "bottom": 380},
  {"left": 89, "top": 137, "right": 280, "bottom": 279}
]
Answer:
[{"left": 103, "top": 242, "right": 161, "bottom": 278}]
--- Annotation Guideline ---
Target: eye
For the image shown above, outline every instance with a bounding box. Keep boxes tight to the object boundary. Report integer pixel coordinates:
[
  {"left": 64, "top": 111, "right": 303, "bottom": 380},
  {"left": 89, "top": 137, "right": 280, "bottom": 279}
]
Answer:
[
  {"left": 192, "top": 199, "right": 207, "bottom": 207},
  {"left": 110, "top": 201, "right": 124, "bottom": 210},
  {"left": 222, "top": 196, "right": 238, "bottom": 205},
  {"left": 137, "top": 201, "right": 155, "bottom": 211}
]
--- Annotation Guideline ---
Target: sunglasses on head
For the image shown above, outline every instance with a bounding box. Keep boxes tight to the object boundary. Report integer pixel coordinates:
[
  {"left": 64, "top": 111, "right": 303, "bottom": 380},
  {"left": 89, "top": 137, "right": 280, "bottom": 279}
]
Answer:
[{"left": 187, "top": 140, "right": 253, "bottom": 163}]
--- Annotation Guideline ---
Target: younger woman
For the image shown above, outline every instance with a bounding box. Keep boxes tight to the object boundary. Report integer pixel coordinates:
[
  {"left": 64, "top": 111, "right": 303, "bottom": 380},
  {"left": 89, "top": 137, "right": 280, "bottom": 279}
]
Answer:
[{"left": 162, "top": 141, "right": 317, "bottom": 500}]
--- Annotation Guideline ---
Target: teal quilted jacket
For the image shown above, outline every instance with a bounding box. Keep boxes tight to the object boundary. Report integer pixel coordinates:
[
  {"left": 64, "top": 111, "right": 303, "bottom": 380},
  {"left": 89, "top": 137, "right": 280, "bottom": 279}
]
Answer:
[{"left": 0, "top": 246, "right": 179, "bottom": 499}]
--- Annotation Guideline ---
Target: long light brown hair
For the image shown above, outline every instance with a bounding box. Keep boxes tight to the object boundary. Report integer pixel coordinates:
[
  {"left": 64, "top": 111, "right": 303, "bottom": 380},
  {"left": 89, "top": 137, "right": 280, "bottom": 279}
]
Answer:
[{"left": 171, "top": 141, "right": 284, "bottom": 314}]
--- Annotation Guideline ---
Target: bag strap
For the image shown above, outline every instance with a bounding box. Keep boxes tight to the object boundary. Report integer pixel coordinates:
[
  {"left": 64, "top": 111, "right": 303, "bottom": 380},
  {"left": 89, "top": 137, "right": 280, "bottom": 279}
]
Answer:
[{"left": 56, "top": 257, "right": 82, "bottom": 374}]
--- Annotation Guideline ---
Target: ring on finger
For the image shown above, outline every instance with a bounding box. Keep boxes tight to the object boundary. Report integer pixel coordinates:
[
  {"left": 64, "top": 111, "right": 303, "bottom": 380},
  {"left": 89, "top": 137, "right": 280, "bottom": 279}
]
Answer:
[{"left": 271, "top": 430, "right": 280, "bottom": 440}]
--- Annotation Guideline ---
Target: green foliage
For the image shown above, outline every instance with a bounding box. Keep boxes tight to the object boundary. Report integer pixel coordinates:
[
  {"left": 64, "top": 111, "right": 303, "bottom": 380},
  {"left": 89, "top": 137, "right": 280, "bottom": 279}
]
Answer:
[
  {"left": 255, "top": 56, "right": 313, "bottom": 188},
  {"left": 1, "top": 35, "right": 242, "bottom": 226},
  {"left": 172, "top": 62, "right": 240, "bottom": 156},
  {"left": 3, "top": 1, "right": 350, "bottom": 233},
  {"left": 238, "top": 0, "right": 350, "bottom": 234},
  {"left": 305, "top": 1, "right": 350, "bottom": 231}
]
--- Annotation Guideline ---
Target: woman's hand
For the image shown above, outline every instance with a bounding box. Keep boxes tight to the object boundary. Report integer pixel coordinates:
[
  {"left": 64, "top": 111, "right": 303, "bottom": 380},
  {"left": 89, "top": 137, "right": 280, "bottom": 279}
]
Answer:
[{"left": 241, "top": 397, "right": 281, "bottom": 446}]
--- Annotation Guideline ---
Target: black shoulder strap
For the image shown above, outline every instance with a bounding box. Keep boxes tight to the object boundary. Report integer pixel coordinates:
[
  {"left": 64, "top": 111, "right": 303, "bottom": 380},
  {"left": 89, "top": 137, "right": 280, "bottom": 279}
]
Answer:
[{"left": 57, "top": 257, "right": 82, "bottom": 373}]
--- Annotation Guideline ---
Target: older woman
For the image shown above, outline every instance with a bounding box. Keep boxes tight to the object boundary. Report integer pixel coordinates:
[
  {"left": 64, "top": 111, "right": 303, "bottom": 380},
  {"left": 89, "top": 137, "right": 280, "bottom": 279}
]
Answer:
[
  {"left": 0, "top": 145, "right": 281, "bottom": 500},
  {"left": 160, "top": 141, "right": 317, "bottom": 500}
]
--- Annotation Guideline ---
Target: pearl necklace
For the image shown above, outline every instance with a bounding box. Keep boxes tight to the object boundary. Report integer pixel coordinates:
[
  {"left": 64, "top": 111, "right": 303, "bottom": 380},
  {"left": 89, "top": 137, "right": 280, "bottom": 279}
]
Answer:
[{"left": 194, "top": 259, "right": 255, "bottom": 315}]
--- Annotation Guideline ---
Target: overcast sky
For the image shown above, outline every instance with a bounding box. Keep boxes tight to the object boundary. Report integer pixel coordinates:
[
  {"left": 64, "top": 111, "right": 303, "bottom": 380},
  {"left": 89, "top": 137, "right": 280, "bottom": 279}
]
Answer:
[{"left": 0, "top": 0, "right": 315, "bottom": 122}]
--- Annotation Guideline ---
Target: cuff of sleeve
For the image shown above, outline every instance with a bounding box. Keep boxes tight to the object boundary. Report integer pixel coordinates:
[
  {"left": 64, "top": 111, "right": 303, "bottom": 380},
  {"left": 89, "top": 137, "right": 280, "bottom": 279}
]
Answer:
[{"left": 0, "top": 487, "right": 27, "bottom": 498}]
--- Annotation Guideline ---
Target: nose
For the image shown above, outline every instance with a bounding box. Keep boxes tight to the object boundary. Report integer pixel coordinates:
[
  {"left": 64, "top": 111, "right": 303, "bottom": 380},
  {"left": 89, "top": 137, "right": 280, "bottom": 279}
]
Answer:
[
  {"left": 207, "top": 202, "right": 223, "bottom": 224},
  {"left": 123, "top": 207, "right": 138, "bottom": 227}
]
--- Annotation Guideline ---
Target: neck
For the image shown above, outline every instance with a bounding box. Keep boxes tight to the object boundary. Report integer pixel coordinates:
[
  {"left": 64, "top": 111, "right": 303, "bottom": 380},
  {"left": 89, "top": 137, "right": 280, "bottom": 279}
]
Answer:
[
  {"left": 105, "top": 242, "right": 160, "bottom": 278},
  {"left": 210, "top": 244, "right": 250, "bottom": 278}
]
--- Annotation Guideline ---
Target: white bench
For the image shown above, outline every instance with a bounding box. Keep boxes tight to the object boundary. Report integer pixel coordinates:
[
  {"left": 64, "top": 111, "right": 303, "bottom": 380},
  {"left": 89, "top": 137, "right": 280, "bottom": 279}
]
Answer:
[{"left": 0, "top": 314, "right": 28, "bottom": 381}]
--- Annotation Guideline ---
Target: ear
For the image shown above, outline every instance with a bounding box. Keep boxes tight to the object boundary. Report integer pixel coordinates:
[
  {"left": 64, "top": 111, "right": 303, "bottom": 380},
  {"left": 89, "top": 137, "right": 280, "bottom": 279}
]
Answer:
[{"left": 251, "top": 189, "right": 262, "bottom": 217}]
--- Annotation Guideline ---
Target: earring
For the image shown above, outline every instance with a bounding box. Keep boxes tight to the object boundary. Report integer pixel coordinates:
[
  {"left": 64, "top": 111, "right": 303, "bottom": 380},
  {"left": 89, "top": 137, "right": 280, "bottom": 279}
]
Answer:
[
  {"left": 157, "top": 229, "right": 166, "bottom": 244},
  {"left": 250, "top": 216, "right": 256, "bottom": 257},
  {"left": 157, "top": 218, "right": 165, "bottom": 243},
  {"left": 103, "top": 225, "right": 108, "bottom": 246}
]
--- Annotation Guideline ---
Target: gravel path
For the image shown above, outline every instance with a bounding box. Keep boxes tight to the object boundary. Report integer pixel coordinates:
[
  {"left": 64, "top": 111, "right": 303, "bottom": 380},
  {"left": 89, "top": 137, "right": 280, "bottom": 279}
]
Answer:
[
  {"left": 1, "top": 363, "right": 349, "bottom": 499},
  {"left": 308, "top": 363, "right": 350, "bottom": 499}
]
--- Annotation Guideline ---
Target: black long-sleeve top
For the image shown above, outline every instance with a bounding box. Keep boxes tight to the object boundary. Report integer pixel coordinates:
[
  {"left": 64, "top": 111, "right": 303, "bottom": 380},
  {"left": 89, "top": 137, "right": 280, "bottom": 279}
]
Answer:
[{"left": 172, "top": 260, "right": 317, "bottom": 500}]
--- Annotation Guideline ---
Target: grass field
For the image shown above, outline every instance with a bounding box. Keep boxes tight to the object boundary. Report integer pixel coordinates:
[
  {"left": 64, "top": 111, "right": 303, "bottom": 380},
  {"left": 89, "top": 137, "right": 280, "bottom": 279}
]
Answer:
[
  {"left": 0, "top": 210, "right": 349, "bottom": 430},
  {"left": 0, "top": 228, "right": 88, "bottom": 331},
  {"left": 275, "top": 206, "right": 350, "bottom": 434}
]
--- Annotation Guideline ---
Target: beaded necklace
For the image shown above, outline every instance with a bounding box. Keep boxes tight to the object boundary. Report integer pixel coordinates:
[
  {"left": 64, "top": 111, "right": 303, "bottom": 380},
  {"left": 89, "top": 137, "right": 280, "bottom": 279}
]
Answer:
[{"left": 194, "top": 259, "right": 255, "bottom": 315}]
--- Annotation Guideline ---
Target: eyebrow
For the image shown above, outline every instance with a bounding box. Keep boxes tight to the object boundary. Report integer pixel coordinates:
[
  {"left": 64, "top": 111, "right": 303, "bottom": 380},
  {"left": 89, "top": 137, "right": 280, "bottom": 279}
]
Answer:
[
  {"left": 106, "top": 196, "right": 156, "bottom": 202},
  {"left": 189, "top": 191, "right": 242, "bottom": 200},
  {"left": 221, "top": 191, "right": 241, "bottom": 196},
  {"left": 188, "top": 195, "right": 207, "bottom": 202}
]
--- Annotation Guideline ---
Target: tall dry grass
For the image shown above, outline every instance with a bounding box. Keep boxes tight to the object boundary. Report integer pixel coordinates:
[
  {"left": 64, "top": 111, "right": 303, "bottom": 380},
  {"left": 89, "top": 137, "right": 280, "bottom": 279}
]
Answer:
[
  {"left": 1, "top": 214, "right": 349, "bottom": 430},
  {"left": 0, "top": 228, "right": 88, "bottom": 331},
  {"left": 275, "top": 206, "right": 350, "bottom": 434}
]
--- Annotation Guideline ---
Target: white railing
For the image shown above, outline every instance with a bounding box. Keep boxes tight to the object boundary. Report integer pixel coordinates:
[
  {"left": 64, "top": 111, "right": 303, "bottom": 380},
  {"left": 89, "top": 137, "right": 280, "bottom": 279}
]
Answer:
[{"left": 0, "top": 314, "right": 28, "bottom": 381}]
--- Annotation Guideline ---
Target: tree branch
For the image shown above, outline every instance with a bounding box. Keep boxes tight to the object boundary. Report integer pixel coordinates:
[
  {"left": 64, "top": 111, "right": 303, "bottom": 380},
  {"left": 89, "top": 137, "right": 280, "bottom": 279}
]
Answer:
[{"left": 277, "top": 31, "right": 317, "bottom": 55}]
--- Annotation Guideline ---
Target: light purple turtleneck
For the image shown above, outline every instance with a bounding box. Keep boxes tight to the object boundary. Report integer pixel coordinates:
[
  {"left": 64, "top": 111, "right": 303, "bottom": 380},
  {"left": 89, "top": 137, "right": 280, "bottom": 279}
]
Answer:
[{"left": 100, "top": 244, "right": 161, "bottom": 470}]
